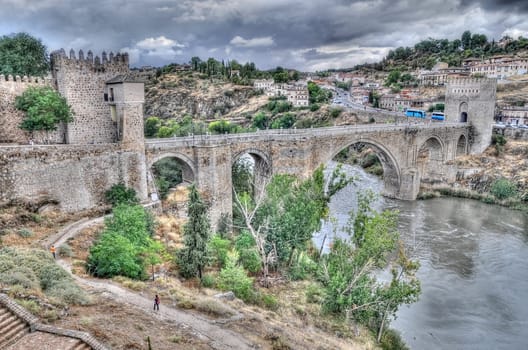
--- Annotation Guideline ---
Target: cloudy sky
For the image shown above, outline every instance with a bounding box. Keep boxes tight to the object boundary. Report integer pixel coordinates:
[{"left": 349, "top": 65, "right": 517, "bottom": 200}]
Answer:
[{"left": 1, "top": 0, "right": 528, "bottom": 71}]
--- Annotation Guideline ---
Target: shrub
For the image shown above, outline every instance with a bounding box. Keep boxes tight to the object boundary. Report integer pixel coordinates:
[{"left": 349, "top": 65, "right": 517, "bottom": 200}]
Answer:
[
  {"left": 288, "top": 252, "right": 317, "bottom": 281},
  {"left": 310, "top": 103, "right": 320, "bottom": 111},
  {"left": 17, "top": 228, "right": 33, "bottom": 239},
  {"left": 490, "top": 178, "right": 518, "bottom": 200},
  {"left": 235, "top": 232, "right": 262, "bottom": 273},
  {"left": 305, "top": 283, "right": 325, "bottom": 304},
  {"left": 201, "top": 274, "right": 216, "bottom": 288},
  {"left": 330, "top": 107, "right": 343, "bottom": 118},
  {"left": 47, "top": 280, "right": 90, "bottom": 305},
  {"left": 380, "top": 328, "right": 409, "bottom": 350},
  {"left": 209, "top": 234, "right": 231, "bottom": 267},
  {"left": 58, "top": 244, "right": 73, "bottom": 257},
  {"left": 271, "top": 113, "right": 296, "bottom": 129},
  {"left": 194, "top": 298, "right": 234, "bottom": 317},
  {"left": 259, "top": 293, "right": 279, "bottom": 311},
  {"left": 17, "top": 299, "right": 41, "bottom": 315},
  {"left": 217, "top": 251, "right": 255, "bottom": 302},
  {"left": 39, "top": 264, "right": 71, "bottom": 289},
  {"left": 105, "top": 183, "right": 139, "bottom": 206}
]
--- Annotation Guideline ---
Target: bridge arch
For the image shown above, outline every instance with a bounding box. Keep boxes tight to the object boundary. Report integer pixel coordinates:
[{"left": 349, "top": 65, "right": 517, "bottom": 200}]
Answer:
[
  {"left": 417, "top": 136, "right": 444, "bottom": 183},
  {"left": 232, "top": 148, "right": 272, "bottom": 195},
  {"left": 148, "top": 152, "right": 197, "bottom": 185},
  {"left": 330, "top": 138, "right": 401, "bottom": 198}
]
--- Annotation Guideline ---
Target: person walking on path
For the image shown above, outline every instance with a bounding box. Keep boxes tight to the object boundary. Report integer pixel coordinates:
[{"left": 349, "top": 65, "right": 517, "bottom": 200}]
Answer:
[
  {"left": 50, "top": 245, "right": 56, "bottom": 259},
  {"left": 154, "top": 294, "right": 160, "bottom": 311}
]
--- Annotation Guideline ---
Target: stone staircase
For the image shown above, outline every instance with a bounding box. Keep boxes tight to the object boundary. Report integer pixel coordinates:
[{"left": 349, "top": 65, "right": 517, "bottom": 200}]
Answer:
[
  {"left": 0, "top": 293, "right": 108, "bottom": 350},
  {"left": 0, "top": 305, "right": 30, "bottom": 348}
]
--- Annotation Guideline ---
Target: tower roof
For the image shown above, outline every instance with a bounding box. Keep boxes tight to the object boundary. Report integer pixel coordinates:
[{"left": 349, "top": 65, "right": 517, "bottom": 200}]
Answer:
[{"left": 106, "top": 74, "right": 145, "bottom": 84}]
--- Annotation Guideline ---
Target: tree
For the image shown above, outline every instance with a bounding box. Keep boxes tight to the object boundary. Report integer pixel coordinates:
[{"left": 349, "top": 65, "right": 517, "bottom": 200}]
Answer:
[
  {"left": 0, "top": 32, "right": 48, "bottom": 76},
  {"left": 177, "top": 185, "right": 211, "bottom": 279},
  {"left": 144, "top": 116, "right": 161, "bottom": 137},
  {"left": 461, "top": 30, "right": 472, "bottom": 50},
  {"left": 319, "top": 191, "right": 420, "bottom": 341},
  {"left": 15, "top": 86, "right": 73, "bottom": 133}
]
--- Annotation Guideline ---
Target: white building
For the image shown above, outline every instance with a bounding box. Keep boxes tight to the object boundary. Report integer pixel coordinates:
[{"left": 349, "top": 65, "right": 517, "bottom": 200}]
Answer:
[{"left": 253, "top": 80, "right": 309, "bottom": 107}]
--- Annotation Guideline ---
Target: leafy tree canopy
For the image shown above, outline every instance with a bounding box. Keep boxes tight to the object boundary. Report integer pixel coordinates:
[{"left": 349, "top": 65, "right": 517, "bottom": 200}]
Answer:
[
  {"left": 0, "top": 32, "right": 49, "bottom": 76},
  {"left": 15, "top": 86, "right": 73, "bottom": 132}
]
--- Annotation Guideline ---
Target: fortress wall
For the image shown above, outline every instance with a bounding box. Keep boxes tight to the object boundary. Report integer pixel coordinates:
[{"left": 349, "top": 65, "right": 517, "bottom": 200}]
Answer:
[{"left": 0, "top": 144, "right": 146, "bottom": 211}]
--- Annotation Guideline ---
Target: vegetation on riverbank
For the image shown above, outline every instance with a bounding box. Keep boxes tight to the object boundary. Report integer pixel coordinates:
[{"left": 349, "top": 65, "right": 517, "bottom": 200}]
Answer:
[{"left": 418, "top": 138, "right": 528, "bottom": 212}]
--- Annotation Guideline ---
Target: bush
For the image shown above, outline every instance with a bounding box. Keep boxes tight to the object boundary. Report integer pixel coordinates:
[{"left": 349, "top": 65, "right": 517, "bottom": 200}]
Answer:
[
  {"left": 105, "top": 183, "right": 139, "bottom": 206},
  {"left": 209, "top": 234, "right": 231, "bottom": 268},
  {"left": 201, "top": 274, "right": 216, "bottom": 288},
  {"left": 380, "top": 328, "right": 409, "bottom": 350},
  {"left": 271, "top": 113, "right": 296, "bottom": 129},
  {"left": 288, "top": 252, "right": 317, "bottom": 281},
  {"left": 235, "top": 232, "right": 262, "bottom": 273},
  {"left": 490, "top": 178, "right": 518, "bottom": 200},
  {"left": 17, "top": 228, "right": 33, "bottom": 239},
  {"left": 330, "top": 107, "right": 343, "bottom": 118},
  {"left": 17, "top": 299, "right": 41, "bottom": 315},
  {"left": 0, "top": 247, "right": 89, "bottom": 305},
  {"left": 259, "top": 293, "right": 279, "bottom": 311},
  {"left": 310, "top": 103, "right": 320, "bottom": 111},
  {"left": 58, "top": 244, "right": 73, "bottom": 257},
  {"left": 217, "top": 251, "right": 255, "bottom": 302},
  {"left": 305, "top": 283, "right": 325, "bottom": 304}
]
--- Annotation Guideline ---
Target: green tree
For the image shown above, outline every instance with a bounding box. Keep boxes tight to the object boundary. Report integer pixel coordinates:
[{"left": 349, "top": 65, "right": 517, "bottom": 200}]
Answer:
[
  {"left": 0, "top": 32, "right": 48, "bottom": 76},
  {"left": 320, "top": 192, "right": 420, "bottom": 341},
  {"left": 144, "top": 116, "right": 162, "bottom": 138},
  {"left": 87, "top": 204, "right": 157, "bottom": 279},
  {"left": 252, "top": 112, "right": 270, "bottom": 130},
  {"left": 461, "top": 30, "right": 472, "bottom": 50},
  {"left": 105, "top": 183, "right": 139, "bottom": 206},
  {"left": 178, "top": 185, "right": 211, "bottom": 279},
  {"left": 15, "top": 86, "right": 73, "bottom": 133}
]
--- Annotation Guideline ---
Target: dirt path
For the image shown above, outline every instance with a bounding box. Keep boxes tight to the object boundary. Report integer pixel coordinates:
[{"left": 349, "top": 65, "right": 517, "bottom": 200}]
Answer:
[{"left": 50, "top": 217, "right": 254, "bottom": 350}]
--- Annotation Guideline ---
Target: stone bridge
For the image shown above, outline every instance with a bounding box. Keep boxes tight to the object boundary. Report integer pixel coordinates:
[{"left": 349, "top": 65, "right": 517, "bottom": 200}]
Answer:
[{"left": 145, "top": 122, "right": 469, "bottom": 226}]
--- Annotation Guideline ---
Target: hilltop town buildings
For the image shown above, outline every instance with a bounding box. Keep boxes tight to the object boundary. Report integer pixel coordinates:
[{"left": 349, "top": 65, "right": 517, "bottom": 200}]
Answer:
[{"left": 253, "top": 79, "right": 309, "bottom": 107}]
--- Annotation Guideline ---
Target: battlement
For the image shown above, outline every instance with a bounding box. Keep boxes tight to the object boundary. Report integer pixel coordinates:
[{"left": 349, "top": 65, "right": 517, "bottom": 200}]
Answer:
[
  {"left": 0, "top": 74, "right": 49, "bottom": 84},
  {"left": 446, "top": 77, "right": 496, "bottom": 87},
  {"left": 51, "top": 48, "right": 129, "bottom": 71}
]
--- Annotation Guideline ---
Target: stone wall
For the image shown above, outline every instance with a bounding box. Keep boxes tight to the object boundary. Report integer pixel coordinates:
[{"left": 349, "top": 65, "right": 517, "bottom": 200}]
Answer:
[
  {"left": 0, "top": 144, "right": 147, "bottom": 211},
  {"left": 0, "top": 75, "right": 65, "bottom": 144},
  {"left": 51, "top": 49, "right": 129, "bottom": 144}
]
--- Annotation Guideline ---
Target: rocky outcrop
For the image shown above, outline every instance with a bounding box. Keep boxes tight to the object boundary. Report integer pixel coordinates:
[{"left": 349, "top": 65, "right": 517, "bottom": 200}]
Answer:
[{"left": 144, "top": 73, "right": 259, "bottom": 119}]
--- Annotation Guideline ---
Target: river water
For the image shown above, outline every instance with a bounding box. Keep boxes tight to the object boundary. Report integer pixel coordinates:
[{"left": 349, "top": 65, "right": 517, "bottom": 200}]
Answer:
[{"left": 314, "top": 162, "right": 528, "bottom": 350}]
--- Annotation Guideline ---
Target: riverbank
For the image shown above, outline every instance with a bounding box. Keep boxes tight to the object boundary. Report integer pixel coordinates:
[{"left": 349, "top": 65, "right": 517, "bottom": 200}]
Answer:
[{"left": 419, "top": 138, "right": 528, "bottom": 211}]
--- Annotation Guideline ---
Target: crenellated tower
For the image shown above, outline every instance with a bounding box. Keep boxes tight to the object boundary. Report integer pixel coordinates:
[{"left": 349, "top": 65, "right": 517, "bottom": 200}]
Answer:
[
  {"left": 445, "top": 78, "right": 497, "bottom": 154},
  {"left": 50, "top": 49, "right": 130, "bottom": 144}
]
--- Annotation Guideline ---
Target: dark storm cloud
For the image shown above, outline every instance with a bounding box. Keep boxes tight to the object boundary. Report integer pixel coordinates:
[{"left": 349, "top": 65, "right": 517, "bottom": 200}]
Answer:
[
  {"left": 0, "top": 0, "right": 527, "bottom": 71},
  {"left": 460, "top": 0, "right": 528, "bottom": 11}
]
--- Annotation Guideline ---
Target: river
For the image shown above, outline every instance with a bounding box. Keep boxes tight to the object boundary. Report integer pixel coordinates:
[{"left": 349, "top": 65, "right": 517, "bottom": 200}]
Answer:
[{"left": 314, "top": 162, "right": 528, "bottom": 350}]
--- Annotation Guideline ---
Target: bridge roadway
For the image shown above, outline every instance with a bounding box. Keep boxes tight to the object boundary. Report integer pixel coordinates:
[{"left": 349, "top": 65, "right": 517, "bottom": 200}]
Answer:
[
  {"left": 145, "top": 122, "right": 469, "bottom": 227},
  {"left": 145, "top": 122, "right": 464, "bottom": 149}
]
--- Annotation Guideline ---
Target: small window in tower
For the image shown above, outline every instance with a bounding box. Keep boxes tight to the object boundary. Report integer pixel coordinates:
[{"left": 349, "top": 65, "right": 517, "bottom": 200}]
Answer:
[{"left": 109, "top": 88, "right": 114, "bottom": 102}]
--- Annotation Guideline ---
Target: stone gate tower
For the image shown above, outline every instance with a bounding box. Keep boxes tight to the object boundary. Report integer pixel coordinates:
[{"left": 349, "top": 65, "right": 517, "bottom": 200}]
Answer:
[
  {"left": 51, "top": 49, "right": 129, "bottom": 144},
  {"left": 444, "top": 78, "right": 497, "bottom": 154}
]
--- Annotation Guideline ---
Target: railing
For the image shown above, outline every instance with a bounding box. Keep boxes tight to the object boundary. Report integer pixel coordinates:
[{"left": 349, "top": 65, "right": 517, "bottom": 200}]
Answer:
[{"left": 145, "top": 122, "right": 467, "bottom": 148}]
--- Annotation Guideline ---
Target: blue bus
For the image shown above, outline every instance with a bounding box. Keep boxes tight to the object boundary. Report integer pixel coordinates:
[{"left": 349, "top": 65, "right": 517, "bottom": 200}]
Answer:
[
  {"left": 405, "top": 109, "right": 426, "bottom": 118},
  {"left": 431, "top": 112, "right": 445, "bottom": 121}
]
